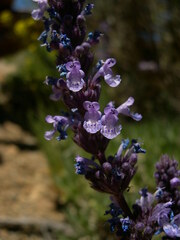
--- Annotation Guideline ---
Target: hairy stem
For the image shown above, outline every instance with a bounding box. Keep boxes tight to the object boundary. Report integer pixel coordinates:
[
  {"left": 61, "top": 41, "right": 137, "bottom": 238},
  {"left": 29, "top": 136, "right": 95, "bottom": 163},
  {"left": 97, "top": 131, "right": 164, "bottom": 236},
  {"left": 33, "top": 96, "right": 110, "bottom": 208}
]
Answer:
[{"left": 115, "top": 194, "right": 134, "bottom": 219}]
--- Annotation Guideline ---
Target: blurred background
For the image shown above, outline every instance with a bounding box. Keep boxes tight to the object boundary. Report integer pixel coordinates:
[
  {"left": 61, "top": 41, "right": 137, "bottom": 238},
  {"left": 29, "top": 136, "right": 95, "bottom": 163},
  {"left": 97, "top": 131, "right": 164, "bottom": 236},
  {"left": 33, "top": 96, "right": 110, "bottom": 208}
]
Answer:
[{"left": 0, "top": 0, "right": 180, "bottom": 239}]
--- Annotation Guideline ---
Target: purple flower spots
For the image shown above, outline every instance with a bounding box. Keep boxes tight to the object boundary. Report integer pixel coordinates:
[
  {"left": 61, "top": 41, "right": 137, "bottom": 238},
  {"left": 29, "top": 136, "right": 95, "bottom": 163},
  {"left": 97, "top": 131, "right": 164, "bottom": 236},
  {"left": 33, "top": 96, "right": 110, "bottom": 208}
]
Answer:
[
  {"left": 101, "top": 105, "right": 122, "bottom": 139},
  {"left": 32, "top": 0, "right": 48, "bottom": 21},
  {"left": 83, "top": 101, "right": 102, "bottom": 134},
  {"left": 117, "top": 97, "right": 142, "bottom": 121},
  {"left": 45, "top": 115, "right": 69, "bottom": 141},
  {"left": 99, "top": 58, "right": 121, "bottom": 87},
  {"left": 66, "top": 61, "right": 85, "bottom": 92}
]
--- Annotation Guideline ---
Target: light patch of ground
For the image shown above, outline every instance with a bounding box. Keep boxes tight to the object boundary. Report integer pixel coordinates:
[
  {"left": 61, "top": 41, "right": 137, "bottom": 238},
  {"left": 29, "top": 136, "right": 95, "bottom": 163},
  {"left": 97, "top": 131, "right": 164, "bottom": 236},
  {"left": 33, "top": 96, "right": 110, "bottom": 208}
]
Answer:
[{"left": 0, "top": 122, "right": 68, "bottom": 240}]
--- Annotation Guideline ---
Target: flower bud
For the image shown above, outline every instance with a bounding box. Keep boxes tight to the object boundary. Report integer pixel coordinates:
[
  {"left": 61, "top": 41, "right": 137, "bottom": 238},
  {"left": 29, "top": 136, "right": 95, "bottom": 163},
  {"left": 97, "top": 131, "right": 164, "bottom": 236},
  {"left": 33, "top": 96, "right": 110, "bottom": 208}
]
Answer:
[
  {"left": 170, "top": 177, "right": 180, "bottom": 188},
  {"left": 102, "top": 162, "right": 112, "bottom": 173},
  {"left": 77, "top": 15, "right": 86, "bottom": 26},
  {"left": 95, "top": 170, "right": 101, "bottom": 179},
  {"left": 135, "top": 222, "right": 145, "bottom": 232},
  {"left": 82, "top": 42, "right": 91, "bottom": 53},
  {"left": 129, "top": 153, "right": 137, "bottom": 165},
  {"left": 75, "top": 46, "right": 84, "bottom": 56},
  {"left": 144, "top": 226, "right": 153, "bottom": 235}
]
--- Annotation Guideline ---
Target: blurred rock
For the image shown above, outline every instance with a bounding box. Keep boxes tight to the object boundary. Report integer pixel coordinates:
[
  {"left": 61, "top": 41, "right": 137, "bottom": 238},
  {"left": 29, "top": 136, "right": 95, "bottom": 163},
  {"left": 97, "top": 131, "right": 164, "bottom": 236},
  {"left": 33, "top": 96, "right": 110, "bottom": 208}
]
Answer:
[
  {"left": 0, "top": 122, "right": 37, "bottom": 148},
  {"left": 0, "top": 123, "right": 72, "bottom": 239}
]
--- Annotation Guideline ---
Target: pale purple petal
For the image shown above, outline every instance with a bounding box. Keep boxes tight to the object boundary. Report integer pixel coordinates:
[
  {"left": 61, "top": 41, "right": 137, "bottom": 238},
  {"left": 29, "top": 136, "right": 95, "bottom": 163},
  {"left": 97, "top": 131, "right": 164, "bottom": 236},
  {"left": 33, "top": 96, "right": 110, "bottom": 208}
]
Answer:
[
  {"left": 173, "top": 214, "right": 180, "bottom": 226},
  {"left": 163, "top": 224, "right": 180, "bottom": 238},
  {"left": 73, "top": 61, "right": 81, "bottom": 70},
  {"left": 117, "top": 97, "right": 134, "bottom": 112},
  {"left": 45, "top": 115, "right": 54, "bottom": 123},
  {"left": 32, "top": 0, "right": 47, "bottom": 20},
  {"left": 32, "top": 9, "right": 43, "bottom": 20},
  {"left": 117, "top": 97, "right": 142, "bottom": 121},
  {"left": 33, "top": 0, "right": 48, "bottom": 7},
  {"left": 66, "top": 77, "right": 84, "bottom": 92},
  {"left": 53, "top": 116, "right": 67, "bottom": 123},
  {"left": 101, "top": 123, "right": 122, "bottom": 139},
  {"left": 131, "top": 113, "right": 142, "bottom": 121},
  {"left": 104, "top": 106, "right": 118, "bottom": 115},
  {"left": 66, "top": 61, "right": 85, "bottom": 92},
  {"left": 83, "top": 101, "right": 92, "bottom": 110},
  {"left": 104, "top": 73, "right": 121, "bottom": 87},
  {"left": 66, "top": 61, "right": 81, "bottom": 71},
  {"left": 101, "top": 114, "right": 121, "bottom": 139},
  {"left": 98, "top": 58, "right": 121, "bottom": 87},
  {"left": 83, "top": 111, "right": 101, "bottom": 134},
  {"left": 66, "top": 61, "right": 74, "bottom": 71},
  {"left": 83, "top": 101, "right": 100, "bottom": 111},
  {"left": 104, "top": 58, "right": 116, "bottom": 68},
  {"left": 44, "top": 130, "right": 56, "bottom": 140}
]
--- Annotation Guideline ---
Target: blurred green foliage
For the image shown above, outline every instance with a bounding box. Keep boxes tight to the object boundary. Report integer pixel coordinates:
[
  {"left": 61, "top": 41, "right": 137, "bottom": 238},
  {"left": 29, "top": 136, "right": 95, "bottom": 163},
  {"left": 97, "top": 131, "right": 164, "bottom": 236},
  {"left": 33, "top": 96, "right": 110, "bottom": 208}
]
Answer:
[{"left": 90, "top": 0, "right": 180, "bottom": 117}]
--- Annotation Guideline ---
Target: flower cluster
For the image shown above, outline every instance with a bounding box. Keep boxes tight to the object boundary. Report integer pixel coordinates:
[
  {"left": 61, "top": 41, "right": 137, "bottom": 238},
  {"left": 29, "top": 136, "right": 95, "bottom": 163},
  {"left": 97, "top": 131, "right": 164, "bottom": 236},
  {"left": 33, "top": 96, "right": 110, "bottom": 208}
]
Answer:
[{"left": 32, "top": 1, "right": 180, "bottom": 239}]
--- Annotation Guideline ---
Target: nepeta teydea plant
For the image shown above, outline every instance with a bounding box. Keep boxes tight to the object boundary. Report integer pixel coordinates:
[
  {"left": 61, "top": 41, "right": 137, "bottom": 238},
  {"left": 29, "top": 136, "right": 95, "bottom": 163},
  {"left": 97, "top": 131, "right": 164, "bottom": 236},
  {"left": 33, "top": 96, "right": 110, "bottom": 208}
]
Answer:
[{"left": 32, "top": 1, "right": 180, "bottom": 239}]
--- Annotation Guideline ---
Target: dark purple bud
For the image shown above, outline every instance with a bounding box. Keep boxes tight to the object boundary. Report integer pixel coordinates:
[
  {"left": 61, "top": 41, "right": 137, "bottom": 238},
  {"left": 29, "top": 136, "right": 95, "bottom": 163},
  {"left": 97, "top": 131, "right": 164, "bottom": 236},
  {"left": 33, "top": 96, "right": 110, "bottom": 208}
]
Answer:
[
  {"left": 170, "top": 177, "right": 180, "bottom": 188},
  {"left": 102, "top": 162, "right": 112, "bottom": 173},
  {"left": 75, "top": 45, "right": 84, "bottom": 56},
  {"left": 122, "top": 162, "right": 129, "bottom": 171},
  {"left": 129, "top": 153, "right": 138, "bottom": 165},
  {"left": 77, "top": 15, "right": 86, "bottom": 26},
  {"left": 82, "top": 42, "right": 91, "bottom": 53},
  {"left": 95, "top": 170, "right": 101, "bottom": 179},
  {"left": 135, "top": 222, "right": 145, "bottom": 232},
  {"left": 167, "top": 167, "right": 176, "bottom": 175},
  {"left": 144, "top": 226, "right": 153, "bottom": 235}
]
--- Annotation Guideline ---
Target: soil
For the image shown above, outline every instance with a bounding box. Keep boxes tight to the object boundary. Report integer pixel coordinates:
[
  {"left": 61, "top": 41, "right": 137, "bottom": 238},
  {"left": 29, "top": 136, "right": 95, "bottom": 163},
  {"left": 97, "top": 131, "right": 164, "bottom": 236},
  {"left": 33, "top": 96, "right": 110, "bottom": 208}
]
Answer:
[{"left": 0, "top": 122, "right": 70, "bottom": 240}]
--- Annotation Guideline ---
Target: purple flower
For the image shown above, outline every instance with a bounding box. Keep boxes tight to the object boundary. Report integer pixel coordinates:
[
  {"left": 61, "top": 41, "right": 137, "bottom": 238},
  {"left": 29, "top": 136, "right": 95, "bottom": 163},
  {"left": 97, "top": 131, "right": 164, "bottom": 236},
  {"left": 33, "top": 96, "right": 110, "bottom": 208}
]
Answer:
[
  {"left": 163, "top": 214, "right": 180, "bottom": 238},
  {"left": 45, "top": 115, "right": 69, "bottom": 140},
  {"left": 32, "top": 0, "right": 48, "bottom": 21},
  {"left": 163, "top": 223, "right": 180, "bottom": 238},
  {"left": 137, "top": 188, "right": 154, "bottom": 213},
  {"left": 75, "top": 156, "right": 99, "bottom": 175},
  {"left": 83, "top": 101, "right": 102, "bottom": 134},
  {"left": 100, "top": 105, "right": 122, "bottom": 139},
  {"left": 117, "top": 97, "right": 142, "bottom": 121},
  {"left": 99, "top": 58, "right": 121, "bottom": 87},
  {"left": 150, "top": 201, "right": 172, "bottom": 227},
  {"left": 66, "top": 61, "right": 85, "bottom": 92}
]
